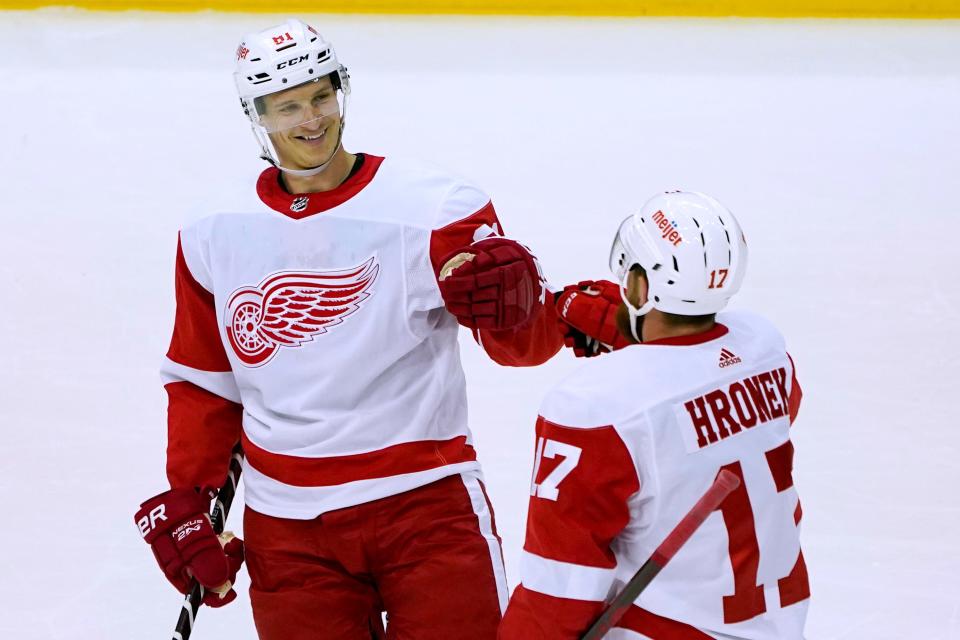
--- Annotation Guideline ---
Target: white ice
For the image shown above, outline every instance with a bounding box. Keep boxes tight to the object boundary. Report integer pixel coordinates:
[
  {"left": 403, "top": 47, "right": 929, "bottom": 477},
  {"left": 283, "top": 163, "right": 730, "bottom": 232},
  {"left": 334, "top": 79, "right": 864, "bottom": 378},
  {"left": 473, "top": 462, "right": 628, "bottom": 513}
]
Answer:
[{"left": 0, "top": 10, "right": 958, "bottom": 639}]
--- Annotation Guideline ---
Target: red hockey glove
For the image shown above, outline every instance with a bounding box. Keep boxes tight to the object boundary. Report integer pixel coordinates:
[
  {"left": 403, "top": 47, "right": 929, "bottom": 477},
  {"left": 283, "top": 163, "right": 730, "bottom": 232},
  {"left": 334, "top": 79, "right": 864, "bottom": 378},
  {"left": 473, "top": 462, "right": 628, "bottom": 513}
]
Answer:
[
  {"left": 437, "top": 237, "right": 545, "bottom": 331},
  {"left": 134, "top": 488, "right": 244, "bottom": 608},
  {"left": 555, "top": 280, "right": 633, "bottom": 357}
]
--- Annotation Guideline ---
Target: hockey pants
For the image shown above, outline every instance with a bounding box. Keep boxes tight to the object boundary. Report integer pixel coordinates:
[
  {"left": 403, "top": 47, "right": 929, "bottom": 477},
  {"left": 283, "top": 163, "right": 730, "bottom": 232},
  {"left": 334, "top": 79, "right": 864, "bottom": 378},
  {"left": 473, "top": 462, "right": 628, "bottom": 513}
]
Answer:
[{"left": 244, "top": 472, "right": 507, "bottom": 639}]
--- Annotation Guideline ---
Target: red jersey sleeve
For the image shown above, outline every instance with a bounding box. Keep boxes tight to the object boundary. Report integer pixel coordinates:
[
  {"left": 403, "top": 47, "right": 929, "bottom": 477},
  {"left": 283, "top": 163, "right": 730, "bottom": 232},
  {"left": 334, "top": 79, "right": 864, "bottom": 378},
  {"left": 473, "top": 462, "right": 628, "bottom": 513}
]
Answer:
[
  {"left": 786, "top": 353, "right": 802, "bottom": 425},
  {"left": 429, "top": 198, "right": 562, "bottom": 367},
  {"left": 162, "top": 235, "right": 242, "bottom": 490},
  {"left": 499, "top": 416, "right": 640, "bottom": 639}
]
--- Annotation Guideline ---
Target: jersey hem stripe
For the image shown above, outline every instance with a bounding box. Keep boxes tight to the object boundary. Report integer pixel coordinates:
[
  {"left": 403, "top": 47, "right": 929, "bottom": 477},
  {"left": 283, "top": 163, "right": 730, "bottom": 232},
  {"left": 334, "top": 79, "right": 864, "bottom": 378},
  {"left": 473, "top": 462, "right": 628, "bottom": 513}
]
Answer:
[
  {"left": 241, "top": 431, "right": 477, "bottom": 487},
  {"left": 242, "top": 460, "right": 482, "bottom": 519}
]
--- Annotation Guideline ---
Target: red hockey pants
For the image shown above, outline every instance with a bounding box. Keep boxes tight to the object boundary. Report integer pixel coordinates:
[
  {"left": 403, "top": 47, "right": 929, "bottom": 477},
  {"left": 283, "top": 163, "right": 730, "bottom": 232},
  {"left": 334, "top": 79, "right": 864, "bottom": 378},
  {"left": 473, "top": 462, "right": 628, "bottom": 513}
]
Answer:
[{"left": 244, "top": 473, "right": 508, "bottom": 639}]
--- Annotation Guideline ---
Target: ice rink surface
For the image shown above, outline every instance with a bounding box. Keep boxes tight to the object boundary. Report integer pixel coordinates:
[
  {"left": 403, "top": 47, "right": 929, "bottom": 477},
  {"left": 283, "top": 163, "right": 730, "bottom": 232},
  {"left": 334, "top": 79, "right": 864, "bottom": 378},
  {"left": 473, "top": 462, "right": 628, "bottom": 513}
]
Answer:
[{"left": 1, "top": 9, "right": 958, "bottom": 639}]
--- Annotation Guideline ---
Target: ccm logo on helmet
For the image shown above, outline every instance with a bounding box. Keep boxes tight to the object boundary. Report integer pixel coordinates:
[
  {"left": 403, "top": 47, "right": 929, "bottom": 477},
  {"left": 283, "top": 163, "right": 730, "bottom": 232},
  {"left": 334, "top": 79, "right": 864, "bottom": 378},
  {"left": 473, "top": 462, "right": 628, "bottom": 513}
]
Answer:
[
  {"left": 651, "top": 210, "right": 684, "bottom": 247},
  {"left": 278, "top": 54, "right": 310, "bottom": 70}
]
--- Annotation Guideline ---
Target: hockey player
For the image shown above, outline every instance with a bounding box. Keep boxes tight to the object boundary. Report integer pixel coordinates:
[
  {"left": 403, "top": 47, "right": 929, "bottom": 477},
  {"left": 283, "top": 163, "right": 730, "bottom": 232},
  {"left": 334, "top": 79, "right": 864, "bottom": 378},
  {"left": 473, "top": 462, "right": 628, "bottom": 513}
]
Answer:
[
  {"left": 499, "top": 191, "right": 810, "bottom": 639},
  {"left": 131, "top": 18, "right": 577, "bottom": 639}
]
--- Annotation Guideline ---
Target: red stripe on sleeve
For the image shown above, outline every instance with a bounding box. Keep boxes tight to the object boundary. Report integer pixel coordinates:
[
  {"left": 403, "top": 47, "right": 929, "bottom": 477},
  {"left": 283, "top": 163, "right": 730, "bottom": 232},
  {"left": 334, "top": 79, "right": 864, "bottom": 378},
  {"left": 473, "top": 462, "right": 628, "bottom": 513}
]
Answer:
[
  {"left": 430, "top": 203, "right": 563, "bottom": 366},
  {"left": 786, "top": 353, "right": 802, "bottom": 425},
  {"left": 429, "top": 200, "right": 501, "bottom": 274},
  {"left": 525, "top": 417, "right": 639, "bottom": 567},
  {"left": 500, "top": 420, "right": 639, "bottom": 637},
  {"left": 166, "top": 381, "right": 242, "bottom": 490},
  {"left": 164, "top": 235, "right": 241, "bottom": 489},
  {"left": 166, "top": 235, "right": 232, "bottom": 372}
]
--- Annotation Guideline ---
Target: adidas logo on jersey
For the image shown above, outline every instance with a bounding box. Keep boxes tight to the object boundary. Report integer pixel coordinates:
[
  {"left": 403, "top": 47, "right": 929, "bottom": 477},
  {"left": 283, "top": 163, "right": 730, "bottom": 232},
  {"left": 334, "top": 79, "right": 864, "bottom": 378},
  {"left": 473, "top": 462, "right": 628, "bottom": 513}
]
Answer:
[{"left": 719, "top": 348, "right": 742, "bottom": 368}]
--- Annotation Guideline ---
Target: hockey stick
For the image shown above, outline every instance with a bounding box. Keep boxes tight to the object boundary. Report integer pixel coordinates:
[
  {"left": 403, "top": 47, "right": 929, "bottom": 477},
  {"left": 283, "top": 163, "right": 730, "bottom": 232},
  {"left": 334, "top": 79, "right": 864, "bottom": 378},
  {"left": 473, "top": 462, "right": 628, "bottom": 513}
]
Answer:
[
  {"left": 580, "top": 470, "right": 741, "bottom": 640},
  {"left": 171, "top": 444, "right": 244, "bottom": 640}
]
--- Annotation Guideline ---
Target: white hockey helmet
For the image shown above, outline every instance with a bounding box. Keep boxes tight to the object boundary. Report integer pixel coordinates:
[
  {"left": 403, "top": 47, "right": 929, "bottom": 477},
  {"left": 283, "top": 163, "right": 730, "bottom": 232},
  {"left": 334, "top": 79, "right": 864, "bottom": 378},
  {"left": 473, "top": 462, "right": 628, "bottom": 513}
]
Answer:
[
  {"left": 609, "top": 191, "right": 748, "bottom": 337},
  {"left": 234, "top": 19, "right": 351, "bottom": 176}
]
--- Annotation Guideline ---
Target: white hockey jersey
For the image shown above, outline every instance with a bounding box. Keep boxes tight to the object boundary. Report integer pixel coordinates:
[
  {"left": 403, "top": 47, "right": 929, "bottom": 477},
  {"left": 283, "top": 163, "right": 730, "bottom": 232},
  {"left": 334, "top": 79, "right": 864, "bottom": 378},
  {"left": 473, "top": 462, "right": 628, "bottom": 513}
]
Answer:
[
  {"left": 160, "top": 155, "right": 561, "bottom": 519},
  {"left": 499, "top": 311, "right": 809, "bottom": 640}
]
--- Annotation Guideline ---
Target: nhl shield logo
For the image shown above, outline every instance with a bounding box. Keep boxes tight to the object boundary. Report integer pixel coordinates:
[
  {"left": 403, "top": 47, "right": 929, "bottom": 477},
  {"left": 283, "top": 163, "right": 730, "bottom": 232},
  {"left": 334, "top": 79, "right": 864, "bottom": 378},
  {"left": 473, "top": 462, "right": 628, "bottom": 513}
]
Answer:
[{"left": 290, "top": 196, "right": 309, "bottom": 213}]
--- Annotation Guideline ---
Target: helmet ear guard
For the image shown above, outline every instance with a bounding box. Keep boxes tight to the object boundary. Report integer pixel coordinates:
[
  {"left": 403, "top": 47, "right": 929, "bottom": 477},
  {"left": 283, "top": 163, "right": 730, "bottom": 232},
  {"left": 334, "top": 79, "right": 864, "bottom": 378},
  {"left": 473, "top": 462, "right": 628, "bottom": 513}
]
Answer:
[{"left": 330, "top": 66, "right": 350, "bottom": 93}]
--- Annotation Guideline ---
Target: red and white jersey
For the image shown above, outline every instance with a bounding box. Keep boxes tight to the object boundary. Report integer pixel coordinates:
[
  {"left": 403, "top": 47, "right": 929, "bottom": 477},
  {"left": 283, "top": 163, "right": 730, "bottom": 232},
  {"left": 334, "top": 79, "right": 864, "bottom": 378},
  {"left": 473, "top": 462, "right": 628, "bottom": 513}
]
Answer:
[
  {"left": 161, "top": 154, "right": 561, "bottom": 519},
  {"left": 500, "top": 311, "right": 809, "bottom": 640}
]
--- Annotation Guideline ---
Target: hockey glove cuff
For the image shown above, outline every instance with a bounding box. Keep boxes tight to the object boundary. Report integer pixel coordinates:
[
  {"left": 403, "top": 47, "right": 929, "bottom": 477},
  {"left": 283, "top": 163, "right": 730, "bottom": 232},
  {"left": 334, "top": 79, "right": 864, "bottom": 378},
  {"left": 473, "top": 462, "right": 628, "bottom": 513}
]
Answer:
[{"left": 555, "top": 280, "right": 633, "bottom": 357}]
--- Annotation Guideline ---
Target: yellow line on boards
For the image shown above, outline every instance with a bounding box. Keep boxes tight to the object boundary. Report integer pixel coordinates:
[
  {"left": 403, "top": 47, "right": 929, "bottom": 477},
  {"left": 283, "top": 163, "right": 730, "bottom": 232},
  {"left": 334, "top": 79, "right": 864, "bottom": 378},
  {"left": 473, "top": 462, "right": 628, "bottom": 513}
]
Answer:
[{"left": 3, "top": 0, "right": 960, "bottom": 17}]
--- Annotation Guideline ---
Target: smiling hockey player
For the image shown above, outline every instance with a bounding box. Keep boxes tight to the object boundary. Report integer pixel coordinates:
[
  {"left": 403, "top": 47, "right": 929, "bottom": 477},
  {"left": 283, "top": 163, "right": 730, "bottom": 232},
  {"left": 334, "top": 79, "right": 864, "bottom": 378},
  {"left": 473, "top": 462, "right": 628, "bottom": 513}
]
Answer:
[{"left": 132, "top": 18, "right": 573, "bottom": 639}]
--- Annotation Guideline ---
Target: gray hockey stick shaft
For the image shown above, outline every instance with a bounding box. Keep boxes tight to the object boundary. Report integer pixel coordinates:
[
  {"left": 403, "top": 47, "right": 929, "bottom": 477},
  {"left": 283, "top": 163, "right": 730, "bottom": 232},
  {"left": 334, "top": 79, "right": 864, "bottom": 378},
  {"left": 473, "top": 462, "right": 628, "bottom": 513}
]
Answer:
[{"left": 171, "top": 445, "right": 244, "bottom": 640}]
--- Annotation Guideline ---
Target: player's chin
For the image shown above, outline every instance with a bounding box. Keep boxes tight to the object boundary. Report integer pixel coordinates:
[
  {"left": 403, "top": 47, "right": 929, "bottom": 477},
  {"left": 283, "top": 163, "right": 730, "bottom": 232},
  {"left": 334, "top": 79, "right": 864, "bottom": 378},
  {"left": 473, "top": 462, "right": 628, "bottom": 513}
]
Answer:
[
  {"left": 299, "top": 142, "right": 336, "bottom": 163},
  {"left": 615, "top": 304, "right": 641, "bottom": 344},
  {"left": 285, "top": 150, "right": 328, "bottom": 171}
]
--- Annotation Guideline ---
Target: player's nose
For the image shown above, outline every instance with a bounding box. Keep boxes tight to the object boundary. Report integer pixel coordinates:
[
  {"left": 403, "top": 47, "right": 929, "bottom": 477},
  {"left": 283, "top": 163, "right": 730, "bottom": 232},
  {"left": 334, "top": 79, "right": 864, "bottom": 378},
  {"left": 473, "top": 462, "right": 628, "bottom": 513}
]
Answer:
[{"left": 302, "top": 108, "right": 328, "bottom": 129}]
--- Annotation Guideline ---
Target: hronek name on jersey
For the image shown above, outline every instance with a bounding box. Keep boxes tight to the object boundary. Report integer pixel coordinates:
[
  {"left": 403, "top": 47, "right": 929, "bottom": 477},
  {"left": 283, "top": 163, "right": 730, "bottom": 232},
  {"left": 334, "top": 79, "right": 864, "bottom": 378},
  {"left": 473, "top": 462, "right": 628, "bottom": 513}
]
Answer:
[{"left": 683, "top": 367, "right": 792, "bottom": 449}]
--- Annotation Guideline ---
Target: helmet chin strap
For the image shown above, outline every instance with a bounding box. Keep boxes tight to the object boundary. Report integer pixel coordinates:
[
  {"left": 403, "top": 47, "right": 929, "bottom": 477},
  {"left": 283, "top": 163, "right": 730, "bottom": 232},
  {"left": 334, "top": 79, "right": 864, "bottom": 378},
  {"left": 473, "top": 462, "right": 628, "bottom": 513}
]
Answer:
[{"left": 619, "top": 272, "right": 655, "bottom": 343}]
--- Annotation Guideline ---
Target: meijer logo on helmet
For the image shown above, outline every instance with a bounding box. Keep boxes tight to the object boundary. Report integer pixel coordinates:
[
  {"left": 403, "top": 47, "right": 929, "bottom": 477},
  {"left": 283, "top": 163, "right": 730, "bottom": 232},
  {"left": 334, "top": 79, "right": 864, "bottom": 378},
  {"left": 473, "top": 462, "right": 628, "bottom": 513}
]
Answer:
[{"left": 651, "top": 210, "right": 684, "bottom": 247}]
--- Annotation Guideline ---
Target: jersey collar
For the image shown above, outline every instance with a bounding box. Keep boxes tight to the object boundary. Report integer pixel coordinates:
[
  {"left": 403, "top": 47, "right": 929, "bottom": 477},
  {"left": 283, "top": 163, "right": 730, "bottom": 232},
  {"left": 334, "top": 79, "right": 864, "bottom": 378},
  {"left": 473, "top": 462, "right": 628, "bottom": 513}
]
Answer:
[
  {"left": 642, "top": 323, "right": 729, "bottom": 346},
  {"left": 256, "top": 154, "right": 385, "bottom": 220}
]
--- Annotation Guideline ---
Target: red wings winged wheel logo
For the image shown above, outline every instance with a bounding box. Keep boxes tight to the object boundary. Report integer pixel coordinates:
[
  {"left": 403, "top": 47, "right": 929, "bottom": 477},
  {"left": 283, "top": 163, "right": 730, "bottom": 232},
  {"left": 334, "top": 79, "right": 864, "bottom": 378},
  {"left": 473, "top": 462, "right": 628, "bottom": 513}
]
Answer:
[{"left": 225, "top": 257, "right": 380, "bottom": 367}]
